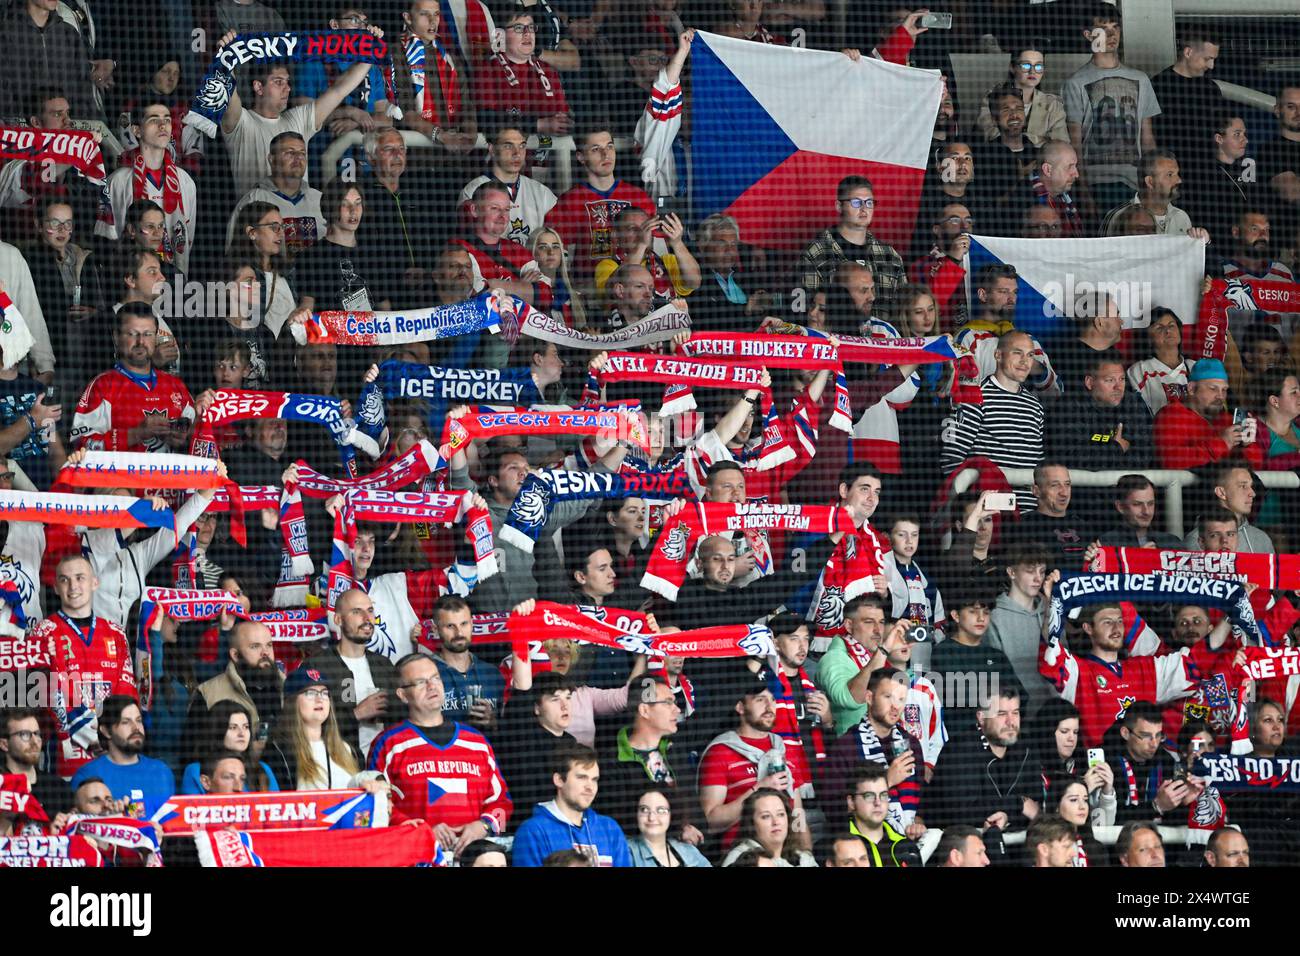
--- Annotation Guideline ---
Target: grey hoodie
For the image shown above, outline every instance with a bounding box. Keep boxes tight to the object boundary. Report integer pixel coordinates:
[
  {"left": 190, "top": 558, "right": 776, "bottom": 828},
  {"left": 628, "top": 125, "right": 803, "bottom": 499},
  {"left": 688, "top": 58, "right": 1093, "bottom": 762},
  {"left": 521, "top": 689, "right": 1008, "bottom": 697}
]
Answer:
[{"left": 985, "top": 593, "right": 1055, "bottom": 710}]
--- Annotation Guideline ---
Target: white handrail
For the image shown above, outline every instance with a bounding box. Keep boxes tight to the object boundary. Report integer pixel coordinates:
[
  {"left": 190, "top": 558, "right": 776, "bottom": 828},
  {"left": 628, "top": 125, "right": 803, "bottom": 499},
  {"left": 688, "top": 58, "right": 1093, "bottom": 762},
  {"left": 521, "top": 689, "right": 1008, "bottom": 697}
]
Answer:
[{"left": 951, "top": 466, "right": 1299, "bottom": 538}]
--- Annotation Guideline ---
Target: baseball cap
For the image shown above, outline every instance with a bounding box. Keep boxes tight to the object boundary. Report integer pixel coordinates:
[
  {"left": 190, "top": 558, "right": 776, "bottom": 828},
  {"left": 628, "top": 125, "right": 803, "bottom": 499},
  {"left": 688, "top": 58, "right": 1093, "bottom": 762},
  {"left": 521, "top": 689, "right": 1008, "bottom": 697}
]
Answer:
[
  {"left": 1188, "top": 358, "right": 1228, "bottom": 382},
  {"left": 283, "top": 665, "right": 332, "bottom": 699}
]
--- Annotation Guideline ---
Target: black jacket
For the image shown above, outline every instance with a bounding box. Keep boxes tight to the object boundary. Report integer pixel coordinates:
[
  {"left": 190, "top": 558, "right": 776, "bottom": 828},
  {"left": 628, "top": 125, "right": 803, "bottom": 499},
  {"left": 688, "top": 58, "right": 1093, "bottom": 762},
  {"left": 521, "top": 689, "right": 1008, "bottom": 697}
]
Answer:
[{"left": 922, "top": 720, "right": 1041, "bottom": 830}]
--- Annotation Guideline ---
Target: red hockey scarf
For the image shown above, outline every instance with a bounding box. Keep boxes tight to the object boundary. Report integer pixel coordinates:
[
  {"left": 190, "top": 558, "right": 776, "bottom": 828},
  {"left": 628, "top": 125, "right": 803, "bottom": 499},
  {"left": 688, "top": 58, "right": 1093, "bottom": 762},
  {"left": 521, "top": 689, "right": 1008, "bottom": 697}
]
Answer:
[
  {"left": 294, "top": 440, "right": 445, "bottom": 499},
  {"left": 1189, "top": 279, "right": 1232, "bottom": 362},
  {"left": 0, "top": 835, "right": 103, "bottom": 868},
  {"left": 641, "top": 503, "right": 854, "bottom": 600},
  {"left": 441, "top": 406, "right": 649, "bottom": 455},
  {"left": 810, "top": 524, "right": 889, "bottom": 638},
  {"left": 153, "top": 789, "right": 385, "bottom": 835},
  {"left": 209, "top": 485, "right": 281, "bottom": 512},
  {"left": 1095, "top": 547, "right": 1300, "bottom": 589},
  {"left": 280, "top": 482, "right": 312, "bottom": 577},
  {"left": 1222, "top": 276, "right": 1300, "bottom": 313},
  {"left": 508, "top": 601, "right": 777, "bottom": 659},
  {"left": 678, "top": 331, "right": 852, "bottom": 433},
  {"left": 768, "top": 666, "right": 826, "bottom": 761},
  {"left": 0, "top": 125, "right": 106, "bottom": 183},
  {"left": 345, "top": 490, "right": 497, "bottom": 580},
  {"left": 598, "top": 350, "right": 768, "bottom": 403},
  {"left": 194, "top": 820, "right": 442, "bottom": 867},
  {"left": 403, "top": 32, "right": 459, "bottom": 125},
  {"left": 493, "top": 52, "right": 555, "bottom": 97},
  {"left": 1235, "top": 647, "right": 1300, "bottom": 681},
  {"left": 250, "top": 608, "right": 329, "bottom": 643},
  {"left": 59, "top": 451, "right": 225, "bottom": 491},
  {"left": 63, "top": 816, "right": 161, "bottom": 856},
  {"left": 133, "top": 150, "right": 182, "bottom": 215}
]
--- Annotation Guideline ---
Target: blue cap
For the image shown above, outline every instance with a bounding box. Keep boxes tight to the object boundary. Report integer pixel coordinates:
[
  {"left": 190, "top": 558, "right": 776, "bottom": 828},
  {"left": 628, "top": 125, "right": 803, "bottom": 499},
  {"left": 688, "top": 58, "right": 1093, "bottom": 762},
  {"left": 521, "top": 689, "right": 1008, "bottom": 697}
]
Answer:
[
  {"left": 283, "top": 664, "right": 332, "bottom": 699},
  {"left": 1189, "top": 358, "right": 1228, "bottom": 382}
]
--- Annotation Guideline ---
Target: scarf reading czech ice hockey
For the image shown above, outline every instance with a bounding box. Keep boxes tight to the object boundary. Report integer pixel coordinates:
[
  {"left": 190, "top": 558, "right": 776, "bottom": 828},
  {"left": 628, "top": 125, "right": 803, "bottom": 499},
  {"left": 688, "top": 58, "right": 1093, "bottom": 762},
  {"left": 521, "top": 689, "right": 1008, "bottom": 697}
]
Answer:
[
  {"left": 186, "top": 31, "right": 400, "bottom": 137},
  {"left": 501, "top": 468, "right": 691, "bottom": 552},
  {"left": 1045, "top": 572, "right": 1263, "bottom": 648},
  {"left": 0, "top": 125, "right": 105, "bottom": 183},
  {"left": 508, "top": 601, "right": 776, "bottom": 659},
  {"left": 640, "top": 503, "right": 856, "bottom": 601},
  {"left": 294, "top": 292, "right": 508, "bottom": 347}
]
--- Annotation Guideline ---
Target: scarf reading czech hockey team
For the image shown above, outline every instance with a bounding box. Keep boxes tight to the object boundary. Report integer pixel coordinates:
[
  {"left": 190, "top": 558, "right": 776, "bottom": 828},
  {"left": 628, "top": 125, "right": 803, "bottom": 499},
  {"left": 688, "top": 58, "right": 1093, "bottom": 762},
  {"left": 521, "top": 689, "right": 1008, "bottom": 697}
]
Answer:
[
  {"left": 294, "top": 292, "right": 509, "bottom": 347},
  {"left": 501, "top": 468, "right": 691, "bottom": 552},
  {"left": 136, "top": 587, "right": 251, "bottom": 710},
  {"left": 508, "top": 601, "right": 777, "bottom": 659},
  {"left": 186, "top": 31, "right": 400, "bottom": 137},
  {"left": 0, "top": 126, "right": 106, "bottom": 183},
  {"left": 640, "top": 503, "right": 857, "bottom": 601},
  {"left": 1096, "top": 547, "right": 1300, "bottom": 590}
]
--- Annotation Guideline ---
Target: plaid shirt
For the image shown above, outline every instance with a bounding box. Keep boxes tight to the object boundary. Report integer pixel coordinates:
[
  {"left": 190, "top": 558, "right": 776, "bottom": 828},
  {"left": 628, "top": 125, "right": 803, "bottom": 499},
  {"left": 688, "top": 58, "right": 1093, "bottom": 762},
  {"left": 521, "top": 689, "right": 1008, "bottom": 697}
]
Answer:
[{"left": 798, "top": 227, "right": 907, "bottom": 316}]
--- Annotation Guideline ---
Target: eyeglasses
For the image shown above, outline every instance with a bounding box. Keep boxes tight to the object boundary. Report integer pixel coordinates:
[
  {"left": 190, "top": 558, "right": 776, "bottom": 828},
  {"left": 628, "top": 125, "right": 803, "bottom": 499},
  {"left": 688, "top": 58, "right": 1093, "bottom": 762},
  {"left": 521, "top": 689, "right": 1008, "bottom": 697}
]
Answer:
[
  {"left": 941, "top": 216, "right": 975, "bottom": 227},
  {"left": 43, "top": 219, "right": 73, "bottom": 232},
  {"left": 340, "top": 14, "right": 369, "bottom": 26},
  {"left": 1025, "top": 222, "right": 1062, "bottom": 235},
  {"left": 254, "top": 222, "right": 284, "bottom": 233},
  {"left": 841, "top": 197, "right": 875, "bottom": 209},
  {"left": 637, "top": 806, "right": 671, "bottom": 816},
  {"left": 400, "top": 677, "right": 440, "bottom": 691},
  {"left": 301, "top": 688, "right": 331, "bottom": 700},
  {"left": 508, "top": 23, "right": 537, "bottom": 34},
  {"left": 854, "top": 790, "right": 890, "bottom": 804},
  {"left": 1017, "top": 62, "right": 1046, "bottom": 73},
  {"left": 6, "top": 730, "right": 41, "bottom": 741}
]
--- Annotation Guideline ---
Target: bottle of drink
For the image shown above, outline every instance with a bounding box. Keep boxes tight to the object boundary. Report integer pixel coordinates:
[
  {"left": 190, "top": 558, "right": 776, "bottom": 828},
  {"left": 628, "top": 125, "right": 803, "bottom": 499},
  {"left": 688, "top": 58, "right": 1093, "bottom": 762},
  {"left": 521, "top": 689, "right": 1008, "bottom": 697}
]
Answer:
[{"left": 38, "top": 384, "right": 58, "bottom": 443}]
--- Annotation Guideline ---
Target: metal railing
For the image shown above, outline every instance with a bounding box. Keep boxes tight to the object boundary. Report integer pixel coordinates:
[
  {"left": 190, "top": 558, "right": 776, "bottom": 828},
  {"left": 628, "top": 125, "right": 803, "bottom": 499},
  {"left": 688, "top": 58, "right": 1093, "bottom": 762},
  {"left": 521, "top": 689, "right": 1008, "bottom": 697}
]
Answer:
[{"left": 952, "top": 467, "right": 1300, "bottom": 539}]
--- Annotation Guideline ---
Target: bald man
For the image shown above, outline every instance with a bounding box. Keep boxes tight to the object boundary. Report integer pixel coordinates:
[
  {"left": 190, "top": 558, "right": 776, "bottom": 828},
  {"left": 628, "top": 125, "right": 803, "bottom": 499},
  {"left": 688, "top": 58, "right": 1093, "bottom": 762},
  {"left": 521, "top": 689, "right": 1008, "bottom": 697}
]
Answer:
[
  {"left": 306, "top": 588, "right": 400, "bottom": 755},
  {"left": 188, "top": 620, "right": 283, "bottom": 759},
  {"left": 1012, "top": 141, "right": 1083, "bottom": 237}
]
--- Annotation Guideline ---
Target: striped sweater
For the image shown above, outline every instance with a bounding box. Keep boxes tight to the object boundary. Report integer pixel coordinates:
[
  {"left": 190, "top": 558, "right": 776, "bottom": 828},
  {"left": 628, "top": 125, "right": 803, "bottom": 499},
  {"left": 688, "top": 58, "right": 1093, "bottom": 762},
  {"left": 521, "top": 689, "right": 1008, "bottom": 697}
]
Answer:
[{"left": 940, "top": 375, "right": 1045, "bottom": 509}]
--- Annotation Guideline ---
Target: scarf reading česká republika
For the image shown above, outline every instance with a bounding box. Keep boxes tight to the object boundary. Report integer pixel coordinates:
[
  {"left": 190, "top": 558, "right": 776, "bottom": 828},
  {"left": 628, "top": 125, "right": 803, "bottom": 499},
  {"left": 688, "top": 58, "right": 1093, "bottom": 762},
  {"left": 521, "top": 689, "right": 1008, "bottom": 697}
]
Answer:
[
  {"left": 293, "top": 291, "right": 508, "bottom": 347},
  {"left": 508, "top": 601, "right": 777, "bottom": 660},
  {"left": 501, "top": 468, "right": 691, "bottom": 552},
  {"left": 640, "top": 503, "right": 857, "bottom": 601},
  {"left": 186, "top": 32, "right": 400, "bottom": 137}
]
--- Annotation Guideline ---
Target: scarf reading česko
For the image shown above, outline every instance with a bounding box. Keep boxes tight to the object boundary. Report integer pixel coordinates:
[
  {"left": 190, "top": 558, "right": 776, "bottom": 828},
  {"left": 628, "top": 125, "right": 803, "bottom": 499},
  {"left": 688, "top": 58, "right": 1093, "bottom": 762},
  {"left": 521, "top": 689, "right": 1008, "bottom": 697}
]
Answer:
[
  {"left": 294, "top": 292, "right": 508, "bottom": 347},
  {"left": 1096, "top": 547, "right": 1300, "bottom": 590},
  {"left": 501, "top": 468, "right": 691, "bottom": 552},
  {"left": 640, "top": 503, "right": 855, "bottom": 601},
  {"left": 195, "top": 821, "right": 442, "bottom": 867},
  {"left": 441, "top": 406, "right": 650, "bottom": 456},
  {"left": 186, "top": 31, "right": 400, "bottom": 137},
  {"left": 0, "top": 125, "right": 105, "bottom": 183},
  {"left": 508, "top": 601, "right": 776, "bottom": 659},
  {"left": 198, "top": 389, "right": 379, "bottom": 477}
]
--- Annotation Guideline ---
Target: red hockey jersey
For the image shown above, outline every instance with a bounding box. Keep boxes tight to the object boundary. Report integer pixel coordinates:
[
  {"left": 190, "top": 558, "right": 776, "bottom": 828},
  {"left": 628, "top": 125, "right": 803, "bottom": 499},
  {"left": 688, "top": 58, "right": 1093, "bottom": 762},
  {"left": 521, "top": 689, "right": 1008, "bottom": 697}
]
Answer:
[
  {"left": 473, "top": 53, "right": 570, "bottom": 127},
  {"left": 70, "top": 364, "right": 195, "bottom": 453},
  {"left": 448, "top": 235, "right": 553, "bottom": 312},
  {"left": 35, "top": 612, "right": 137, "bottom": 779},
  {"left": 367, "top": 720, "right": 512, "bottom": 833},
  {"left": 545, "top": 180, "right": 655, "bottom": 277}
]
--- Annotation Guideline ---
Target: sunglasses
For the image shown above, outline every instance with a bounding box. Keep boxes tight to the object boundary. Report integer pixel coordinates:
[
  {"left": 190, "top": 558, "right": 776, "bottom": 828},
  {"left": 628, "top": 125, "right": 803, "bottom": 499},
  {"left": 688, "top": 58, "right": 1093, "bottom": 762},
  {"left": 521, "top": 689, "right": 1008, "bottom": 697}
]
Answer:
[{"left": 1017, "top": 62, "right": 1046, "bottom": 73}]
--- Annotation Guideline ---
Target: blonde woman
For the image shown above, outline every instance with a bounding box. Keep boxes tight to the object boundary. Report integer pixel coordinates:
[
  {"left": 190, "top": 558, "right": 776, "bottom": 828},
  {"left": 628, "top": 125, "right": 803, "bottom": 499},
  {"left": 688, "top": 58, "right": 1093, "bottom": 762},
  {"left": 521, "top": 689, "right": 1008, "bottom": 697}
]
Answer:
[
  {"left": 265, "top": 666, "right": 388, "bottom": 793},
  {"left": 976, "top": 47, "right": 1067, "bottom": 145},
  {"left": 531, "top": 228, "right": 589, "bottom": 329}
]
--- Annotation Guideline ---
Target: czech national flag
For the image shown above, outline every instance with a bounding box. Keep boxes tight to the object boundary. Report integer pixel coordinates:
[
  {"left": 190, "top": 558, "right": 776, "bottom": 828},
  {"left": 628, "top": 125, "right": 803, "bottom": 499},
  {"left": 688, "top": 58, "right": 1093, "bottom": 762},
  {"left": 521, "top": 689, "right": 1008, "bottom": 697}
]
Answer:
[
  {"left": 689, "top": 32, "right": 941, "bottom": 251},
  {"left": 963, "top": 234, "right": 1206, "bottom": 340}
]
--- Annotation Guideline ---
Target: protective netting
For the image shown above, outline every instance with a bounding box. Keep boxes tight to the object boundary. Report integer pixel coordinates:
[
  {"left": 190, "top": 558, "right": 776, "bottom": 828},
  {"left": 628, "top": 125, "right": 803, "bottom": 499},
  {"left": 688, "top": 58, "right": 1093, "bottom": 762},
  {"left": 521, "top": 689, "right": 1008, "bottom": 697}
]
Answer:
[{"left": 0, "top": 0, "right": 1296, "bottom": 869}]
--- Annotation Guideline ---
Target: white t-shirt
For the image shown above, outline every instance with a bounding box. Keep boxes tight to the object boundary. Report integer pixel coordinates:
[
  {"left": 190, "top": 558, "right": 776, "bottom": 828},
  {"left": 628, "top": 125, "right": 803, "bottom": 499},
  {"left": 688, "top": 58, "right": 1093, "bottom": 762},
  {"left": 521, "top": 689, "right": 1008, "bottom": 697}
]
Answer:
[
  {"left": 342, "top": 653, "right": 381, "bottom": 756},
  {"left": 461, "top": 174, "right": 557, "bottom": 247},
  {"left": 227, "top": 178, "right": 326, "bottom": 252},
  {"left": 300, "top": 738, "right": 357, "bottom": 791},
  {"left": 225, "top": 104, "right": 317, "bottom": 197}
]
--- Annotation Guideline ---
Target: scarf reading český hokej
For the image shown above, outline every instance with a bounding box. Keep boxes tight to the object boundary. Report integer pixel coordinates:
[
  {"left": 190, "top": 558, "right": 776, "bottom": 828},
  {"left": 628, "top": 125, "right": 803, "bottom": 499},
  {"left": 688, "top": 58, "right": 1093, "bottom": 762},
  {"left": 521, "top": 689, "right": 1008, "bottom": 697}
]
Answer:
[
  {"left": 186, "top": 32, "right": 400, "bottom": 137},
  {"left": 0, "top": 126, "right": 105, "bottom": 183},
  {"left": 292, "top": 292, "right": 510, "bottom": 348},
  {"left": 508, "top": 601, "right": 777, "bottom": 660},
  {"left": 501, "top": 468, "right": 692, "bottom": 552}
]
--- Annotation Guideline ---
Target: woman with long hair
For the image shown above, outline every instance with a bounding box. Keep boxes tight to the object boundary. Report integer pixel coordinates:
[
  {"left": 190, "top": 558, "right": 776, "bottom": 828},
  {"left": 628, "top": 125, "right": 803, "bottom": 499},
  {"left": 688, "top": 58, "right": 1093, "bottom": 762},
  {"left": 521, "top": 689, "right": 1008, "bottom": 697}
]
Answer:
[
  {"left": 181, "top": 700, "right": 278, "bottom": 793},
  {"left": 1251, "top": 367, "right": 1300, "bottom": 548},
  {"left": 975, "top": 46, "right": 1067, "bottom": 145},
  {"left": 228, "top": 201, "right": 299, "bottom": 340},
  {"left": 265, "top": 668, "right": 366, "bottom": 791},
  {"left": 531, "top": 228, "right": 588, "bottom": 329},
  {"left": 1045, "top": 773, "right": 1110, "bottom": 867},
  {"left": 721, "top": 788, "right": 815, "bottom": 867},
  {"left": 627, "top": 787, "right": 711, "bottom": 867}
]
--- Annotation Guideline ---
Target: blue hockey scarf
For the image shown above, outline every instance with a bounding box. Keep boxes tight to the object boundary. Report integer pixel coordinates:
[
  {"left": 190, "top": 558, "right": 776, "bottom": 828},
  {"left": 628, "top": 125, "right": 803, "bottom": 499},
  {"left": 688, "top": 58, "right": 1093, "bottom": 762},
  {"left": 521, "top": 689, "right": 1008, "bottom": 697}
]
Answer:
[{"left": 500, "top": 468, "right": 691, "bottom": 553}]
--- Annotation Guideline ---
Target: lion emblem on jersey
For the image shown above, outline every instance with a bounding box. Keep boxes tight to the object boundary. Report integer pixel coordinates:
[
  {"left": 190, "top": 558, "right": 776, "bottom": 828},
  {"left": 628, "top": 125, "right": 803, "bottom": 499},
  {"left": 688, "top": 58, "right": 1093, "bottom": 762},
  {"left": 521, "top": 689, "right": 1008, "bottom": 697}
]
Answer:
[
  {"left": 815, "top": 585, "right": 844, "bottom": 630},
  {"left": 358, "top": 385, "right": 385, "bottom": 430},
  {"left": 1223, "top": 278, "right": 1258, "bottom": 312},
  {"left": 0, "top": 557, "right": 36, "bottom": 610},
  {"left": 615, "top": 633, "right": 654, "bottom": 656},
  {"left": 661, "top": 522, "right": 690, "bottom": 563},
  {"left": 512, "top": 482, "right": 548, "bottom": 531}
]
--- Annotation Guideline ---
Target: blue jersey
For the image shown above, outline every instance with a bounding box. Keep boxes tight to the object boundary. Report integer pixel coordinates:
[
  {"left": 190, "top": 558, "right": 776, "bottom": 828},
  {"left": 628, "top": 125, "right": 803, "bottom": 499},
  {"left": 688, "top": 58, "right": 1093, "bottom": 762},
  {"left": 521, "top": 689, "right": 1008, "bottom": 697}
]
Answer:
[{"left": 71, "top": 755, "right": 176, "bottom": 820}]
